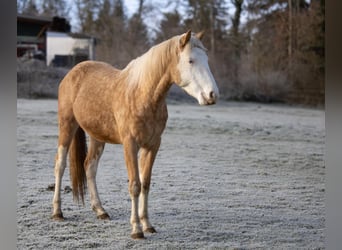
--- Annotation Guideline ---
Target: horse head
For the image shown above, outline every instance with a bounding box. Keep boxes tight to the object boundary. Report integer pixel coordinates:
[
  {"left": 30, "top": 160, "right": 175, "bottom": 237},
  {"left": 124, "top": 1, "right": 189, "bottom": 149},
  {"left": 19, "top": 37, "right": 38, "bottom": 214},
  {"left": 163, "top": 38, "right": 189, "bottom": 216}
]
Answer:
[{"left": 175, "top": 30, "right": 219, "bottom": 105}]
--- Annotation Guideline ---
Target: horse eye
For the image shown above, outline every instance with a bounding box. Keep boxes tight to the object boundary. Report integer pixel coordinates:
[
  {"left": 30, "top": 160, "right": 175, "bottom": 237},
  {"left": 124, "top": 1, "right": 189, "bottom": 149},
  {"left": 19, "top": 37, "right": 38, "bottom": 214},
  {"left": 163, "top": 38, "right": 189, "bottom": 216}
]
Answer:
[{"left": 189, "top": 59, "right": 194, "bottom": 64}]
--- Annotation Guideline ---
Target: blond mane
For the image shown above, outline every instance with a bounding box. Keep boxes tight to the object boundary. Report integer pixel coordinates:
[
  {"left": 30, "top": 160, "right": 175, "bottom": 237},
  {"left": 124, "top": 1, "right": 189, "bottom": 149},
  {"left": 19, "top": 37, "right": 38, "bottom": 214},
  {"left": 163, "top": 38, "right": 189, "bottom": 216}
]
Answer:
[{"left": 119, "top": 36, "right": 177, "bottom": 90}]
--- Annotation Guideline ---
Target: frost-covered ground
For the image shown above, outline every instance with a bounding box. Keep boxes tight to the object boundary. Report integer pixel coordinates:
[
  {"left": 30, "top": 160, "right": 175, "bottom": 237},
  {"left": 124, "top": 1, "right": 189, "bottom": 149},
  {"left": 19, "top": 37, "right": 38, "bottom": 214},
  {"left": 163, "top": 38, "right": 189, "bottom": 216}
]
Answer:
[{"left": 17, "top": 99, "right": 325, "bottom": 249}]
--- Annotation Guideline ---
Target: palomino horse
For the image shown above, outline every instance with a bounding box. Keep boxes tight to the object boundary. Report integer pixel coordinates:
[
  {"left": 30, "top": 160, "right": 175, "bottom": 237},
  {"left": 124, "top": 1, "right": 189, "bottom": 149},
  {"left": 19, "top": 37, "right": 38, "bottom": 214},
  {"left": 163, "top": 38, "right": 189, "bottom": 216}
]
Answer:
[{"left": 51, "top": 30, "right": 219, "bottom": 239}]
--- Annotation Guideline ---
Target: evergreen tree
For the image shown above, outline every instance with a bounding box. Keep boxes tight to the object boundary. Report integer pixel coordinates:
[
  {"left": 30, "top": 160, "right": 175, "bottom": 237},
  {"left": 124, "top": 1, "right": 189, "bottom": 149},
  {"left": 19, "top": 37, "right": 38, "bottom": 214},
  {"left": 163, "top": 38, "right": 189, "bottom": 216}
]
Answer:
[
  {"left": 94, "top": 0, "right": 116, "bottom": 64},
  {"left": 93, "top": 0, "right": 129, "bottom": 67},
  {"left": 126, "top": 0, "right": 150, "bottom": 58},
  {"left": 154, "top": 10, "right": 184, "bottom": 43},
  {"left": 75, "top": 0, "right": 99, "bottom": 33},
  {"left": 183, "top": 0, "right": 228, "bottom": 52}
]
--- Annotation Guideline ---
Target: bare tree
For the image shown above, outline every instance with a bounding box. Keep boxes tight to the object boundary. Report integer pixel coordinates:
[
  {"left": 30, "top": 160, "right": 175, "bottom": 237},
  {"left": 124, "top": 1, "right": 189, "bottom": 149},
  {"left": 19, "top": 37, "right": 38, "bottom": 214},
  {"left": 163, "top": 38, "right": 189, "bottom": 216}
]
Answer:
[
  {"left": 75, "top": 0, "right": 100, "bottom": 33},
  {"left": 40, "top": 0, "right": 70, "bottom": 18},
  {"left": 20, "top": 0, "right": 39, "bottom": 15}
]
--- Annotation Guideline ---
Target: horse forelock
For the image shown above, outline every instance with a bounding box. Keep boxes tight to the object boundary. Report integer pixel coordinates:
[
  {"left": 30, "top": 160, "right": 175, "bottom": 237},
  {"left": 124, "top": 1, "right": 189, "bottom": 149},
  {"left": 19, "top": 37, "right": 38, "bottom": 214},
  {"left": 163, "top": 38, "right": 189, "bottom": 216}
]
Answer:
[{"left": 190, "top": 35, "right": 208, "bottom": 52}]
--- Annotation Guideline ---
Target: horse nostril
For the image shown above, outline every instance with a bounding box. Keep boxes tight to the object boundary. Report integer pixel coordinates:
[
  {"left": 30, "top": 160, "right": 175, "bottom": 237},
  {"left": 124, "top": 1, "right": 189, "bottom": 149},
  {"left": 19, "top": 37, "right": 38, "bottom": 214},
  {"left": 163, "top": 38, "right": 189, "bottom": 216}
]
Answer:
[
  {"left": 209, "top": 91, "right": 215, "bottom": 100},
  {"left": 201, "top": 91, "right": 217, "bottom": 105}
]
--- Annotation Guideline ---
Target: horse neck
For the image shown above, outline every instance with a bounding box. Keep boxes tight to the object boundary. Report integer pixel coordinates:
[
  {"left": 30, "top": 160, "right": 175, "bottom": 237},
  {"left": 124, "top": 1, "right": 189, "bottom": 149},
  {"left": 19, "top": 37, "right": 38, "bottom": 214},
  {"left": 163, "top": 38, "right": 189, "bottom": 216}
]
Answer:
[{"left": 123, "top": 38, "right": 178, "bottom": 107}]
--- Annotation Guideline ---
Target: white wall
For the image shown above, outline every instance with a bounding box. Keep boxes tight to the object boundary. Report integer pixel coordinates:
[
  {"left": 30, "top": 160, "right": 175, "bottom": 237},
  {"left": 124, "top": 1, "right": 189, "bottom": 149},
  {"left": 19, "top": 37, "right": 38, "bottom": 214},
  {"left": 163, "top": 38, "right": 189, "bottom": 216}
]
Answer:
[{"left": 46, "top": 31, "right": 91, "bottom": 66}]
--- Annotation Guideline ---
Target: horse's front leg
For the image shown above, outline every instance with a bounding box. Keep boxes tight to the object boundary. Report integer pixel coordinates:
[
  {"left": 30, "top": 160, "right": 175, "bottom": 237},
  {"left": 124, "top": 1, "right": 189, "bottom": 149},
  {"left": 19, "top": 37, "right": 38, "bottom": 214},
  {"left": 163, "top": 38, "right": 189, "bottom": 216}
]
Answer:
[
  {"left": 123, "top": 138, "right": 144, "bottom": 239},
  {"left": 138, "top": 138, "right": 161, "bottom": 234}
]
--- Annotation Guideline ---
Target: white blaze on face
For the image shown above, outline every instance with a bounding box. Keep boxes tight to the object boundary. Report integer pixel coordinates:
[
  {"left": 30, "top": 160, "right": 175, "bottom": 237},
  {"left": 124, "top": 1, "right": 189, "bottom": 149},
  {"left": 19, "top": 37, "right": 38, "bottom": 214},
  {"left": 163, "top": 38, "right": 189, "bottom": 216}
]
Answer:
[{"left": 177, "top": 37, "right": 219, "bottom": 105}]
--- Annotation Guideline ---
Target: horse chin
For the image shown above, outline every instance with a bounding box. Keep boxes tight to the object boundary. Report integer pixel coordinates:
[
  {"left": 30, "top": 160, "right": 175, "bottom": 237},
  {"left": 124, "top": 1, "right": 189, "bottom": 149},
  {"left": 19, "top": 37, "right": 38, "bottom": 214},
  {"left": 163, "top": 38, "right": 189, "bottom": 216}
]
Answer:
[{"left": 199, "top": 100, "right": 216, "bottom": 106}]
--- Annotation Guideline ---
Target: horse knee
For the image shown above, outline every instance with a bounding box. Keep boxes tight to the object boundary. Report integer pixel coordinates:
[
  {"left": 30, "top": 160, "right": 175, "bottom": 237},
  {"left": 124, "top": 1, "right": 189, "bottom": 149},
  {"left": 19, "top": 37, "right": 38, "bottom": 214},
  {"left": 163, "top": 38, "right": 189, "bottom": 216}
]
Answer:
[
  {"left": 129, "top": 180, "right": 141, "bottom": 197},
  {"left": 141, "top": 181, "right": 150, "bottom": 193}
]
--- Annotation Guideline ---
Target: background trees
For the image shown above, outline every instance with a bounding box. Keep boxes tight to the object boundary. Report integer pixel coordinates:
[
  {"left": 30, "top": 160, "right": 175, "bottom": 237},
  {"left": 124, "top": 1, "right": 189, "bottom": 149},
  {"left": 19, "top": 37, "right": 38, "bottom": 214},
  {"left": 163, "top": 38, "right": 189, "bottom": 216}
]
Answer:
[{"left": 17, "top": 0, "right": 325, "bottom": 105}]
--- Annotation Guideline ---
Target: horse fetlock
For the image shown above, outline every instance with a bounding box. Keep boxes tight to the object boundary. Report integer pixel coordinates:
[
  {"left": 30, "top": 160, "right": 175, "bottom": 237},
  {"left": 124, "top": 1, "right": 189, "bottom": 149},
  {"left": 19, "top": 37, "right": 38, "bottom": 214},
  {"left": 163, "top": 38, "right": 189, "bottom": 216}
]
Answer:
[
  {"left": 139, "top": 216, "right": 156, "bottom": 233},
  {"left": 131, "top": 223, "right": 144, "bottom": 239},
  {"left": 92, "top": 205, "right": 109, "bottom": 219}
]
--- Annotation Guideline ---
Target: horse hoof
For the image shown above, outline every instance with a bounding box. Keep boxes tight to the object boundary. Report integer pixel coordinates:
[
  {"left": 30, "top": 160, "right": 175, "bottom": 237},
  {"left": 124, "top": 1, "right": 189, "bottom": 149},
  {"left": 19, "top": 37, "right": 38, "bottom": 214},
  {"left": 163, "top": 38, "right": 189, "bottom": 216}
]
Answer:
[
  {"left": 97, "top": 213, "right": 110, "bottom": 220},
  {"left": 144, "top": 227, "right": 157, "bottom": 233},
  {"left": 131, "top": 232, "right": 145, "bottom": 239},
  {"left": 51, "top": 212, "right": 64, "bottom": 221}
]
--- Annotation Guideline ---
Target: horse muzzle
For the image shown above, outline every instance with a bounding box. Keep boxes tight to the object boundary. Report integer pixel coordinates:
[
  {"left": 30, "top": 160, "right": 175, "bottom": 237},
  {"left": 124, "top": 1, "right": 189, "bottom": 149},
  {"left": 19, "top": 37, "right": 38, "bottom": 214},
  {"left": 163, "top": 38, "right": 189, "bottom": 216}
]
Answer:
[{"left": 201, "top": 91, "right": 217, "bottom": 105}]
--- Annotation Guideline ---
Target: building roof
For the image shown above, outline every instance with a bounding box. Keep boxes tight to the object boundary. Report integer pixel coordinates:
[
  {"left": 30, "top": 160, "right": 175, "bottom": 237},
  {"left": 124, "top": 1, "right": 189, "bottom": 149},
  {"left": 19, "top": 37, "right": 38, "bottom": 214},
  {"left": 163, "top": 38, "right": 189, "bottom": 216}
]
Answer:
[
  {"left": 17, "top": 14, "right": 52, "bottom": 24},
  {"left": 17, "top": 14, "right": 71, "bottom": 33}
]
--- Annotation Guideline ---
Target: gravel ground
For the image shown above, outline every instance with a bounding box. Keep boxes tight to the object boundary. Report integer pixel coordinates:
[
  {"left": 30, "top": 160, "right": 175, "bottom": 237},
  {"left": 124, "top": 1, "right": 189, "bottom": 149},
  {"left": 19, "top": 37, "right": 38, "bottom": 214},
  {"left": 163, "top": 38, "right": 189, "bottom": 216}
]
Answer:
[{"left": 17, "top": 99, "right": 325, "bottom": 249}]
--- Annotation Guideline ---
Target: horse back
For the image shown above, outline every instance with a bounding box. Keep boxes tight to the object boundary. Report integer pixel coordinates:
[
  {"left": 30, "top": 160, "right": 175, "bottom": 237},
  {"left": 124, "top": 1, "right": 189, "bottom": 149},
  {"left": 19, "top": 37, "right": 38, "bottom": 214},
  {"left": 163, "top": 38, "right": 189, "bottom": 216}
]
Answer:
[{"left": 59, "top": 61, "right": 119, "bottom": 102}]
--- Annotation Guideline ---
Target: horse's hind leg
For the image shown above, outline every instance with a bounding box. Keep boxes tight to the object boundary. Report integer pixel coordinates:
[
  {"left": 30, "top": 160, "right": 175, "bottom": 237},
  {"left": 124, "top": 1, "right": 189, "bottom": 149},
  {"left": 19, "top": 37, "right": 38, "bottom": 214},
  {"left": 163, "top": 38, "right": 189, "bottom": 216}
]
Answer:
[
  {"left": 52, "top": 117, "right": 78, "bottom": 220},
  {"left": 51, "top": 145, "right": 68, "bottom": 220},
  {"left": 85, "top": 137, "right": 109, "bottom": 219}
]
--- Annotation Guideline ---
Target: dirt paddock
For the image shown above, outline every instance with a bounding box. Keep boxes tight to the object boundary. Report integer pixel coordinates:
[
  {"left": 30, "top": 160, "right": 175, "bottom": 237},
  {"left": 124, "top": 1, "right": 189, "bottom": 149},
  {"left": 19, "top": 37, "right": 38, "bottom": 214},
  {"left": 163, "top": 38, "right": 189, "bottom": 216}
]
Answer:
[{"left": 17, "top": 99, "right": 325, "bottom": 249}]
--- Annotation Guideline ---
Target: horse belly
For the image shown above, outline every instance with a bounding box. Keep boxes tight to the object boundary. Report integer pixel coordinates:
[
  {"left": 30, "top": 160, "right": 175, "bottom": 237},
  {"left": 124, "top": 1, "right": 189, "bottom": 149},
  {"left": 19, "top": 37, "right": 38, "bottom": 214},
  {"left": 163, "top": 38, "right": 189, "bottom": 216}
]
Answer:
[
  {"left": 73, "top": 101, "right": 121, "bottom": 144},
  {"left": 84, "top": 118, "right": 121, "bottom": 144}
]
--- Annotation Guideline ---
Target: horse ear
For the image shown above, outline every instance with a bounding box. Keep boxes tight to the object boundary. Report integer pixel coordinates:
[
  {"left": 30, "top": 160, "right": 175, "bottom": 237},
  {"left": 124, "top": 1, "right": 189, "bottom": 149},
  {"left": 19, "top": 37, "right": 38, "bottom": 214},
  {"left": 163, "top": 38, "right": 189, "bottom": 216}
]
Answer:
[
  {"left": 196, "top": 30, "right": 205, "bottom": 40},
  {"left": 179, "top": 30, "right": 192, "bottom": 50}
]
